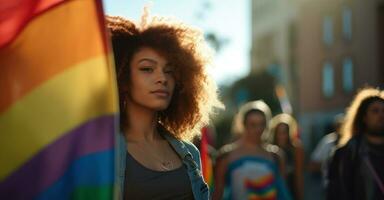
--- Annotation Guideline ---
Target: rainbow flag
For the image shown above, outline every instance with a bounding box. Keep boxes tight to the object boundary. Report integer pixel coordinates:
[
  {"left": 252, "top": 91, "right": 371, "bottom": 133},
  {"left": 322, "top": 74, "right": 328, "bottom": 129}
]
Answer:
[
  {"left": 200, "top": 127, "right": 213, "bottom": 189},
  {"left": 0, "top": 0, "right": 118, "bottom": 199}
]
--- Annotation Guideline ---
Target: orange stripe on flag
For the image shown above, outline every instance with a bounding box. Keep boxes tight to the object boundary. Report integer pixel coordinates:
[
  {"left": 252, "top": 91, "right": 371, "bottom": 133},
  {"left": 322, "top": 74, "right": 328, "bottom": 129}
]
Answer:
[{"left": 0, "top": 0, "right": 106, "bottom": 113}]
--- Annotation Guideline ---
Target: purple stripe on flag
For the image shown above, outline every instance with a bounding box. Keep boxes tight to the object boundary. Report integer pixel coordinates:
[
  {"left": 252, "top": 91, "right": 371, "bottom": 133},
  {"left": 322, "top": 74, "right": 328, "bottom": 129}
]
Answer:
[{"left": 0, "top": 115, "right": 116, "bottom": 199}]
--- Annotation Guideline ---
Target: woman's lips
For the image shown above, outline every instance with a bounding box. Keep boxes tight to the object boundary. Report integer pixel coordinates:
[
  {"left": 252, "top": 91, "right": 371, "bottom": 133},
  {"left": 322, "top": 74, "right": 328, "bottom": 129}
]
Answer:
[{"left": 151, "top": 90, "right": 169, "bottom": 97}]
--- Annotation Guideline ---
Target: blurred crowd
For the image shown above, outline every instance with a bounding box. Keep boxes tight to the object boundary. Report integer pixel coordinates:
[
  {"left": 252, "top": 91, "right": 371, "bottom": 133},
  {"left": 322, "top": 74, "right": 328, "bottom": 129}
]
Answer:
[{"left": 195, "top": 87, "right": 384, "bottom": 200}]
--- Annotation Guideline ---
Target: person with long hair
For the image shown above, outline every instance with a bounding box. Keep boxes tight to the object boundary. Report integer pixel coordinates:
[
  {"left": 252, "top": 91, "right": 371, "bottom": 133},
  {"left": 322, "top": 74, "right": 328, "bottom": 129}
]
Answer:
[
  {"left": 269, "top": 114, "right": 304, "bottom": 200},
  {"left": 106, "top": 11, "right": 222, "bottom": 200},
  {"left": 327, "top": 88, "right": 384, "bottom": 200},
  {"left": 212, "top": 100, "right": 291, "bottom": 200}
]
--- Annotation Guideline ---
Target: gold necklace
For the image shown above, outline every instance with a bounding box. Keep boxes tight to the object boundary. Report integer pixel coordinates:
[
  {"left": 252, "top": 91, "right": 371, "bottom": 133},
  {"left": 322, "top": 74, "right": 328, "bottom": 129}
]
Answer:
[
  {"left": 159, "top": 160, "right": 173, "bottom": 171},
  {"left": 147, "top": 148, "right": 174, "bottom": 171}
]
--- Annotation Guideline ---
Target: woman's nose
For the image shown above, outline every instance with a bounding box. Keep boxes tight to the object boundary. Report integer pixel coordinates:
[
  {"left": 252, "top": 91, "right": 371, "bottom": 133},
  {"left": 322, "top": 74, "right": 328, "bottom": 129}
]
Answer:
[{"left": 156, "top": 71, "right": 167, "bottom": 84}]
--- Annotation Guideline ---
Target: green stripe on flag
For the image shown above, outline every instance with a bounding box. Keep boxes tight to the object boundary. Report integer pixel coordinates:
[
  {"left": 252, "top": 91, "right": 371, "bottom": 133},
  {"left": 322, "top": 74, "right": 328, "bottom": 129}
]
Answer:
[{"left": 71, "top": 185, "right": 113, "bottom": 200}]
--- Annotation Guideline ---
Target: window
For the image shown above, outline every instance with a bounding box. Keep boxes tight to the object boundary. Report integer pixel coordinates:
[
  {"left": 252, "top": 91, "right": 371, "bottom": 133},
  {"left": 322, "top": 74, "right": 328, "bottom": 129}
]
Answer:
[
  {"left": 323, "top": 16, "right": 333, "bottom": 46},
  {"left": 342, "top": 6, "right": 353, "bottom": 40},
  {"left": 323, "top": 62, "right": 334, "bottom": 97},
  {"left": 342, "top": 57, "right": 354, "bottom": 92}
]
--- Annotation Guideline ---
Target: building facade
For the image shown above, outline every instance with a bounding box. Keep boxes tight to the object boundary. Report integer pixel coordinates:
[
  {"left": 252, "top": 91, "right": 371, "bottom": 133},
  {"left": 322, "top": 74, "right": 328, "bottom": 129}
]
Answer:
[
  {"left": 251, "top": 1, "right": 384, "bottom": 199},
  {"left": 251, "top": 0, "right": 384, "bottom": 150}
]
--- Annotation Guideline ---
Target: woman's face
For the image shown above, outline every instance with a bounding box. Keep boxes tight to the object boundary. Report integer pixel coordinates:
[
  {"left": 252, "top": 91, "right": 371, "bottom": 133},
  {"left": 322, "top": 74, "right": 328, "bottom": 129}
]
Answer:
[
  {"left": 128, "top": 47, "right": 175, "bottom": 111},
  {"left": 275, "top": 123, "right": 289, "bottom": 146},
  {"left": 244, "top": 112, "right": 266, "bottom": 142}
]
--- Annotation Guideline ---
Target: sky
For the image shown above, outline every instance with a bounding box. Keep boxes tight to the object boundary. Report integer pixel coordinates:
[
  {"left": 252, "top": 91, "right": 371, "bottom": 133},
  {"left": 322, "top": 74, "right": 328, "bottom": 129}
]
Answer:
[{"left": 103, "top": 0, "right": 251, "bottom": 86}]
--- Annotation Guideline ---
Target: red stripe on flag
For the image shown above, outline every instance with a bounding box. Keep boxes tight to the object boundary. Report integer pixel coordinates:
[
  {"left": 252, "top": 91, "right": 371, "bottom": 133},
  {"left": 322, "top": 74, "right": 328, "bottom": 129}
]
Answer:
[
  {"left": 0, "top": 0, "right": 65, "bottom": 48},
  {"left": 201, "top": 127, "right": 213, "bottom": 186}
]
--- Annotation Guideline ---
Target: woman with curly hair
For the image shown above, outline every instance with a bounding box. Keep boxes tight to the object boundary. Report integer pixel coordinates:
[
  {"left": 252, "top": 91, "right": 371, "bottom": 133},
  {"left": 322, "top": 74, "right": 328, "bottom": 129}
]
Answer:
[
  {"left": 269, "top": 114, "right": 304, "bottom": 200},
  {"left": 106, "top": 12, "right": 222, "bottom": 200},
  {"left": 213, "top": 100, "right": 291, "bottom": 200}
]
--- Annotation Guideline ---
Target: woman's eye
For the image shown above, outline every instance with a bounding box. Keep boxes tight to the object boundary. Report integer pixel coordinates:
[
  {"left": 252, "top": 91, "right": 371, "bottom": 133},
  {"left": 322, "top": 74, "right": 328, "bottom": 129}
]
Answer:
[
  {"left": 165, "top": 69, "right": 174, "bottom": 74},
  {"left": 164, "top": 65, "right": 174, "bottom": 74},
  {"left": 140, "top": 67, "right": 153, "bottom": 72}
]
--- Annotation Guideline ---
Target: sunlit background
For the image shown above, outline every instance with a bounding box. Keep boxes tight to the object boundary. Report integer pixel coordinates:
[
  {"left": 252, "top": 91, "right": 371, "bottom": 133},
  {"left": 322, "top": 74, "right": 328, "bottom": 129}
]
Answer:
[{"left": 103, "top": 0, "right": 251, "bottom": 86}]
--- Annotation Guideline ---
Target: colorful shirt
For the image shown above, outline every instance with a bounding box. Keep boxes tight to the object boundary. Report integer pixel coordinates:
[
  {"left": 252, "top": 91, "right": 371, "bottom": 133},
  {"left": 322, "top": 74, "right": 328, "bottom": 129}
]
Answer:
[{"left": 224, "top": 156, "right": 291, "bottom": 200}]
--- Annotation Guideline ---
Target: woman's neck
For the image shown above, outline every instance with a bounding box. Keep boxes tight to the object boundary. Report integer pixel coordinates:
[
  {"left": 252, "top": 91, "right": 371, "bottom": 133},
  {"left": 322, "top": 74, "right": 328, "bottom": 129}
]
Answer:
[
  {"left": 125, "top": 101, "right": 161, "bottom": 143},
  {"left": 241, "top": 136, "right": 262, "bottom": 148}
]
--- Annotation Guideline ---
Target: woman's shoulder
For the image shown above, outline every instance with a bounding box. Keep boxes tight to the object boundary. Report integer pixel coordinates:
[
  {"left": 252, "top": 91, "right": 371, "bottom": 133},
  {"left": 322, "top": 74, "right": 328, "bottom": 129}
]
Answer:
[
  {"left": 159, "top": 126, "right": 199, "bottom": 155},
  {"left": 217, "top": 142, "right": 239, "bottom": 160},
  {"left": 264, "top": 144, "right": 282, "bottom": 156},
  {"left": 292, "top": 140, "right": 305, "bottom": 155},
  {"left": 292, "top": 139, "right": 303, "bottom": 148},
  {"left": 262, "top": 144, "right": 285, "bottom": 163},
  {"left": 179, "top": 140, "right": 204, "bottom": 169},
  {"left": 182, "top": 140, "right": 200, "bottom": 155}
]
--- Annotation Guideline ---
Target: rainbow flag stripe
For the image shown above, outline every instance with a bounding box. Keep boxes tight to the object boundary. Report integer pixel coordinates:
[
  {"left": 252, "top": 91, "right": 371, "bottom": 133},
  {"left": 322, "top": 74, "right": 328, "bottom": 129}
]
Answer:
[
  {"left": 245, "top": 174, "right": 275, "bottom": 191},
  {"left": 0, "top": 0, "right": 117, "bottom": 199},
  {"left": 245, "top": 174, "right": 277, "bottom": 199},
  {"left": 201, "top": 127, "right": 213, "bottom": 188}
]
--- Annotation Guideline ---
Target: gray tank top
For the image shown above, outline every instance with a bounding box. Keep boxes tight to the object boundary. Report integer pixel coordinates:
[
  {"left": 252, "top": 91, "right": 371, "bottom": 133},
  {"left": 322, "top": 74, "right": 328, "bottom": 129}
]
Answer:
[{"left": 124, "top": 152, "right": 194, "bottom": 200}]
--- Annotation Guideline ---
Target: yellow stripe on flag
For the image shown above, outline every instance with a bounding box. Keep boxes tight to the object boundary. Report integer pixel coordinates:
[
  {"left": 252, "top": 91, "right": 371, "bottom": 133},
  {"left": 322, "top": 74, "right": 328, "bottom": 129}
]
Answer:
[{"left": 0, "top": 55, "right": 118, "bottom": 180}]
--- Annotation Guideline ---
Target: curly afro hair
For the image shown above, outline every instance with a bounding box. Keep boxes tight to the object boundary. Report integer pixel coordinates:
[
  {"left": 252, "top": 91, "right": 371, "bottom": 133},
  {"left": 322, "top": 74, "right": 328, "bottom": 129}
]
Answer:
[{"left": 106, "top": 13, "right": 223, "bottom": 141}]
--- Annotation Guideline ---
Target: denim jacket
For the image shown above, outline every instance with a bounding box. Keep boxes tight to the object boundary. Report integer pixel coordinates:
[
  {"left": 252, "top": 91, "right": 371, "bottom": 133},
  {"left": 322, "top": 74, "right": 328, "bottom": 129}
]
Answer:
[{"left": 114, "top": 131, "right": 209, "bottom": 200}]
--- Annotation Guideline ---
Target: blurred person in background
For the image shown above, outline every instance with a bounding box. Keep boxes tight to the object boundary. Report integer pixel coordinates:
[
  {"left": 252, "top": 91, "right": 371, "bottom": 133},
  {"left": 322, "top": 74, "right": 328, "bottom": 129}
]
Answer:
[
  {"left": 309, "top": 113, "right": 344, "bottom": 188},
  {"left": 327, "top": 88, "right": 384, "bottom": 200},
  {"left": 213, "top": 100, "right": 291, "bottom": 200},
  {"left": 270, "top": 114, "right": 304, "bottom": 200}
]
